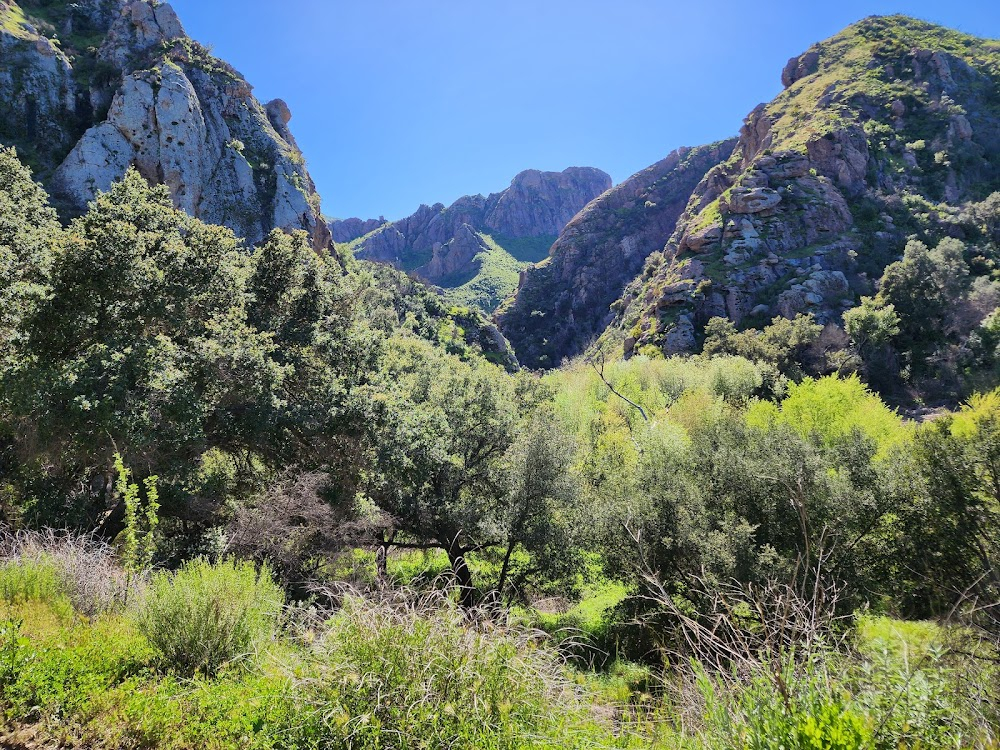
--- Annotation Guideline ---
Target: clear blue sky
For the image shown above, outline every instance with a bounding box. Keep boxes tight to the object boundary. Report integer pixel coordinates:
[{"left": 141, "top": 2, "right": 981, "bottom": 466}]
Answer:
[{"left": 169, "top": 0, "right": 1000, "bottom": 221}]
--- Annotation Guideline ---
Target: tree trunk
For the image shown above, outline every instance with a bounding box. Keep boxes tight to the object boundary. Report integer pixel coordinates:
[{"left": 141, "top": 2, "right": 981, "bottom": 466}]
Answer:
[
  {"left": 376, "top": 531, "right": 396, "bottom": 582},
  {"left": 497, "top": 540, "right": 516, "bottom": 603},
  {"left": 447, "top": 547, "right": 476, "bottom": 608}
]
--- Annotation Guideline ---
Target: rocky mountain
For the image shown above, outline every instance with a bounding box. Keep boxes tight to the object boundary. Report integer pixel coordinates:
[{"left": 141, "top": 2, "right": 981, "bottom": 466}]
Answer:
[
  {"left": 597, "top": 16, "right": 1000, "bottom": 360},
  {"left": 335, "top": 167, "right": 612, "bottom": 313},
  {"left": 496, "top": 142, "right": 736, "bottom": 368},
  {"left": 0, "top": 0, "right": 330, "bottom": 249}
]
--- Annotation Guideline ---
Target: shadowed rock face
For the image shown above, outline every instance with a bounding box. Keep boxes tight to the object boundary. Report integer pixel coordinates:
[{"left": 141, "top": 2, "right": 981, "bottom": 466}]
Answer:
[
  {"left": 600, "top": 16, "right": 1000, "bottom": 360},
  {"left": 0, "top": 0, "right": 330, "bottom": 250},
  {"left": 496, "top": 142, "right": 737, "bottom": 369},
  {"left": 336, "top": 166, "right": 612, "bottom": 290}
]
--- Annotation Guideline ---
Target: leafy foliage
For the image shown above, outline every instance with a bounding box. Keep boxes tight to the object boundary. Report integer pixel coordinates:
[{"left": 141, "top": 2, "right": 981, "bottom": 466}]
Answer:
[{"left": 137, "top": 557, "right": 283, "bottom": 676}]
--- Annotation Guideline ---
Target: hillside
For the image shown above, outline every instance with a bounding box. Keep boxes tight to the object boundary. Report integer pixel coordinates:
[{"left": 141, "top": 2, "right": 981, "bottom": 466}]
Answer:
[
  {"left": 0, "top": 0, "right": 330, "bottom": 249},
  {"left": 599, "top": 16, "right": 1000, "bottom": 381},
  {"left": 496, "top": 142, "right": 736, "bottom": 368},
  {"left": 335, "top": 167, "right": 611, "bottom": 313}
]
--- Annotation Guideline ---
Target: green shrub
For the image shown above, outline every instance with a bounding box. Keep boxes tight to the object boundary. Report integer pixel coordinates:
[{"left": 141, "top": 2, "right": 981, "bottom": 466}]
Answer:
[
  {"left": 137, "top": 557, "right": 283, "bottom": 676},
  {"left": 0, "top": 613, "right": 153, "bottom": 724}
]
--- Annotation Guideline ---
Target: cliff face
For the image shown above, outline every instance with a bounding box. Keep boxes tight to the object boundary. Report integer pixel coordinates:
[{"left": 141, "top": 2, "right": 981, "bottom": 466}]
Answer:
[
  {"left": 335, "top": 167, "right": 612, "bottom": 313},
  {"left": 603, "top": 16, "right": 1000, "bottom": 358},
  {"left": 496, "top": 142, "right": 736, "bottom": 368},
  {"left": 0, "top": 0, "right": 330, "bottom": 250}
]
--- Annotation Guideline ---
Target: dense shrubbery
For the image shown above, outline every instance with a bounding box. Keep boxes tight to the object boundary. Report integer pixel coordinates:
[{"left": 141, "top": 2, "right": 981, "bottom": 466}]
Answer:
[{"left": 1, "top": 149, "right": 999, "bottom": 747}]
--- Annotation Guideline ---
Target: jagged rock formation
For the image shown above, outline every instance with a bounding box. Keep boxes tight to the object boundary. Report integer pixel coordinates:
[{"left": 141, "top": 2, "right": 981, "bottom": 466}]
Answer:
[
  {"left": 0, "top": 0, "right": 330, "bottom": 250},
  {"left": 601, "top": 16, "right": 1000, "bottom": 359},
  {"left": 496, "top": 143, "right": 736, "bottom": 368},
  {"left": 337, "top": 167, "right": 612, "bottom": 313},
  {"left": 331, "top": 216, "right": 387, "bottom": 244}
]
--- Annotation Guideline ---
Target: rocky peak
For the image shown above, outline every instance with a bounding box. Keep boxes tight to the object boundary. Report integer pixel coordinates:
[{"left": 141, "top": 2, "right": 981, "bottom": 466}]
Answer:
[
  {"left": 341, "top": 167, "right": 611, "bottom": 313},
  {"left": 484, "top": 167, "right": 612, "bottom": 237},
  {"left": 496, "top": 143, "right": 736, "bottom": 368},
  {"left": 0, "top": 0, "right": 331, "bottom": 250},
  {"left": 601, "top": 15, "right": 1000, "bottom": 360},
  {"left": 99, "top": 0, "right": 184, "bottom": 71},
  {"left": 330, "top": 216, "right": 388, "bottom": 244}
]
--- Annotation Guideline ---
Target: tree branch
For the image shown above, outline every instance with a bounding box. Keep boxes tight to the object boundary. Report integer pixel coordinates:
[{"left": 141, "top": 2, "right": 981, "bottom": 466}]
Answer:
[{"left": 591, "top": 359, "right": 648, "bottom": 423}]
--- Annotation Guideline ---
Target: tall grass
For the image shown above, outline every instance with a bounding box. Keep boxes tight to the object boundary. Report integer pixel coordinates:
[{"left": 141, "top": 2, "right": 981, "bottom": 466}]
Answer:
[
  {"left": 0, "top": 529, "right": 132, "bottom": 616},
  {"left": 294, "top": 587, "right": 626, "bottom": 749}
]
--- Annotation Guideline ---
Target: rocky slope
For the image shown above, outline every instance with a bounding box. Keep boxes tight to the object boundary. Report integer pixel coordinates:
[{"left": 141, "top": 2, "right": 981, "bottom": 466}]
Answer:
[
  {"left": 601, "top": 16, "right": 1000, "bottom": 359},
  {"left": 496, "top": 142, "right": 736, "bottom": 368},
  {"left": 0, "top": 0, "right": 330, "bottom": 249},
  {"left": 335, "top": 167, "right": 612, "bottom": 313}
]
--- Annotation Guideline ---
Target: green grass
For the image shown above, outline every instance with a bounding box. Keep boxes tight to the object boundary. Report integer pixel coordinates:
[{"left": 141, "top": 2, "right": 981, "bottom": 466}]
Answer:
[
  {"left": 489, "top": 233, "right": 558, "bottom": 263},
  {"left": 0, "top": 2, "right": 31, "bottom": 39},
  {"left": 0, "top": 584, "right": 649, "bottom": 749},
  {"left": 441, "top": 233, "right": 527, "bottom": 313},
  {"left": 1, "top": 548, "right": 997, "bottom": 749}
]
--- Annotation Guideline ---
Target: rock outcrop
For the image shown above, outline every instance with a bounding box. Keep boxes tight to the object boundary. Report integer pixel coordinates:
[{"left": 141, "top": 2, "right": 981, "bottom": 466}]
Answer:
[
  {"left": 341, "top": 167, "right": 612, "bottom": 312},
  {"left": 0, "top": 3, "right": 80, "bottom": 165},
  {"left": 484, "top": 167, "right": 613, "bottom": 237},
  {"left": 330, "top": 216, "right": 388, "bottom": 244},
  {"left": 602, "top": 15, "right": 1000, "bottom": 360},
  {"left": 496, "top": 142, "right": 736, "bottom": 368},
  {"left": 0, "top": 0, "right": 330, "bottom": 250}
]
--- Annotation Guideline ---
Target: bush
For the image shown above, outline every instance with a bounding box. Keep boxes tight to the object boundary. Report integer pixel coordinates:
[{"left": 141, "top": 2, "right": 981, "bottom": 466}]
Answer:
[
  {"left": 137, "top": 557, "right": 283, "bottom": 676},
  {"left": 0, "top": 557, "right": 64, "bottom": 607},
  {"left": 0, "top": 530, "right": 131, "bottom": 616}
]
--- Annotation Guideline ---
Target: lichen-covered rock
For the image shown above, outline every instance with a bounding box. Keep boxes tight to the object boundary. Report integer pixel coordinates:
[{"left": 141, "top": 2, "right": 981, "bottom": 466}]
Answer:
[
  {"left": 602, "top": 16, "right": 1000, "bottom": 360},
  {"left": 1, "top": 0, "right": 330, "bottom": 250}
]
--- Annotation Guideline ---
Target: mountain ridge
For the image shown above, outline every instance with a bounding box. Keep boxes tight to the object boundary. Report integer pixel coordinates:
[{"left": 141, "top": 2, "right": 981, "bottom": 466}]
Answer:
[
  {"left": 335, "top": 166, "right": 611, "bottom": 313},
  {"left": 495, "top": 14, "right": 1000, "bottom": 380}
]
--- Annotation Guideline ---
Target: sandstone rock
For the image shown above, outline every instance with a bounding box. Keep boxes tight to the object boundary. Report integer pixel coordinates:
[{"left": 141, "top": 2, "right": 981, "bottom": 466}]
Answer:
[
  {"left": 662, "top": 315, "right": 696, "bottom": 354},
  {"left": 0, "top": 21, "right": 77, "bottom": 164},
  {"left": 497, "top": 141, "right": 737, "bottom": 368},
  {"left": 759, "top": 151, "right": 810, "bottom": 179},
  {"left": 45, "top": 3, "right": 330, "bottom": 250},
  {"left": 351, "top": 167, "right": 612, "bottom": 308},
  {"left": 100, "top": 0, "right": 185, "bottom": 72},
  {"left": 2, "top": 0, "right": 329, "bottom": 250},
  {"left": 484, "top": 167, "right": 612, "bottom": 237},
  {"left": 418, "top": 224, "right": 489, "bottom": 284},
  {"left": 777, "top": 270, "right": 849, "bottom": 319},
  {"left": 806, "top": 127, "right": 870, "bottom": 195},
  {"left": 949, "top": 113, "right": 973, "bottom": 141},
  {"left": 683, "top": 223, "right": 723, "bottom": 252}
]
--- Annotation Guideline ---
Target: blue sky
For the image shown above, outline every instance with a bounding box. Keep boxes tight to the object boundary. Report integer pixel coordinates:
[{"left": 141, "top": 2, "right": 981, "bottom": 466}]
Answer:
[{"left": 169, "top": 0, "right": 1000, "bottom": 221}]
